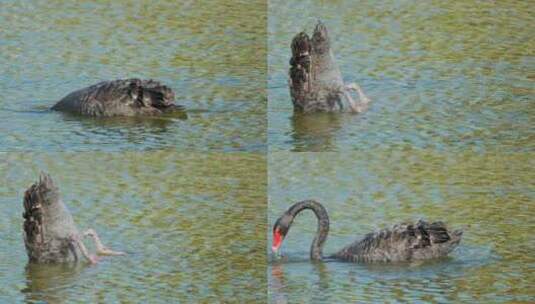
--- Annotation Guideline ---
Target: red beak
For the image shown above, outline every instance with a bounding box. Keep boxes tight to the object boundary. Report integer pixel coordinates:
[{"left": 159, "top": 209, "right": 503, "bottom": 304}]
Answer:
[{"left": 272, "top": 228, "right": 283, "bottom": 253}]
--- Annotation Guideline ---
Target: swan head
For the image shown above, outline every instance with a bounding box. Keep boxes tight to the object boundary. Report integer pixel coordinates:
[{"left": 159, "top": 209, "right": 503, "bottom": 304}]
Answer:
[{"left": 272, "top": 213, "right": 293, "bottom": 253}]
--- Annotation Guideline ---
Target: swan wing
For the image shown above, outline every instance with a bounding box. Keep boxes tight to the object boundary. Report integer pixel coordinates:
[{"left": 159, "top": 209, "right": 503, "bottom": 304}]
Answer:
[{"left": 333, "top": 220, "right": 462, "bottom": 262}]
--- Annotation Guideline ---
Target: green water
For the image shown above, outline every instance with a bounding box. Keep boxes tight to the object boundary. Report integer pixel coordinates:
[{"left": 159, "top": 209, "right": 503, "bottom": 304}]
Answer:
[
  {"left": 0, "top": 152, "right": 266, "bottom": 302},
  {"left": 0, "top": 0, "right": 533, "bottom": 302},
  {"left": 268, "top": 0, "right": 533, "bottom": 152},
  {"left": 268, "top": 151, "right": 534, "bottom": 302},
  {"left": 0, "top": 1, "right": 266, "bottom": 152}
]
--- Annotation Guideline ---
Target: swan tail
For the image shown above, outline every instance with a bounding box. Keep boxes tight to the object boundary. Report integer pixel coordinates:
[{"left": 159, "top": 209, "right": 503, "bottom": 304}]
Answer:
[
  {"left": 414, "top": 220, "right": 463, "bottom": 258},
  {"left": 23, "top": 173, "right": 59, "bottom": 260}
]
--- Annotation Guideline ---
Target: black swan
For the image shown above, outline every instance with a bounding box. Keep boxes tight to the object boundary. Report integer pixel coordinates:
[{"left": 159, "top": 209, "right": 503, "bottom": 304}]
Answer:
[
  {"left": 289, "top": 21, "right": 370, "bottom": 113},
  {"left": 272, "top": 200, "right": 462, "bottom": 262},
  {"left": 23, "top": 173, "right": 125, "bottom": 264},
  {"left": 52, "top": 78, "right": 185, "bottom": 117}
]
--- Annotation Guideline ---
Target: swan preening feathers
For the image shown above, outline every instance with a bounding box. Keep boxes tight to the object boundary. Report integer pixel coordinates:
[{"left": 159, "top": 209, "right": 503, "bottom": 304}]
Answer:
[{"left": 272, "top": 200, "right": 462, "bottom": 263}]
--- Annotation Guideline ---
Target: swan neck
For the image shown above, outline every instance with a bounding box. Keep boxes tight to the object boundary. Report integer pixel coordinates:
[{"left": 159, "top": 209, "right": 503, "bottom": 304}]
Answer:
[{"left": 288, "top": 200, "right": 329, "bottom": 261}]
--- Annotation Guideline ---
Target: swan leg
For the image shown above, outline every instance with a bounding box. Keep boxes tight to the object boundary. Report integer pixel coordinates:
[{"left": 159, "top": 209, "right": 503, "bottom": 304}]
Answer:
[
  {"left": 83, "top": 228, "right": 126, "bottom": 256},
  {"left": 345, "top": 83, "right": 370, "bottom": 105},
  {"left": 68, "top": 233, "right": 98, "bottom": 264},
  {"left": 340, "top": 89, "right": 363, "bottom": 113}
]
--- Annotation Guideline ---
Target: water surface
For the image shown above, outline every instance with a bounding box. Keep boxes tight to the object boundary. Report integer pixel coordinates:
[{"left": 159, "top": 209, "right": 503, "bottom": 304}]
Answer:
[
  {"left": 0, "top": 1, "right": 266, "bottom": 152},
  {"left": 0, "top": 152, "right": 266, "bottom": 303},
  {"left": 268, "top": 151, "right": 534, "bottom": 302},
  {"left": 268, "top": 0, "right": 533, "bottom": 152}
]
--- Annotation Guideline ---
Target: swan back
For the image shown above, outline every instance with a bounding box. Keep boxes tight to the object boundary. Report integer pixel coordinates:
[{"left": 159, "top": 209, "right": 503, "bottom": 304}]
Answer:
[{"left": 333, "top": 220, "right": 462, "bottom": 263}]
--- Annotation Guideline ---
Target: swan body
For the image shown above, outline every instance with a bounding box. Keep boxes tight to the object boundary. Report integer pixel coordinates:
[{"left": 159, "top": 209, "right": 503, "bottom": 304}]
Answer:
[
  {"left": 23, "top": 174, "right": 83, "bottom": 263},
  {"left": 52, "top": 78, "right": 184, "bottom": 117},
  {"left": 272, "top": 200, "right": 462, "bottom": 263},
  {"left": 23, "top": 173, "right": 124, "bottom": 264},
  {"left": 289, "top": 22, "right": 370, "bottom": 113}
]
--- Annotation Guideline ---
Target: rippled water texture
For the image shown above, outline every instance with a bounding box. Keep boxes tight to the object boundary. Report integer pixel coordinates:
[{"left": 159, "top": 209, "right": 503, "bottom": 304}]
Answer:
[
  {"left": 268, "top": 0, "right": 534, "bottom": 151},
  {"left": 268, "top": 152, "right": 534, "bottom": 302},
  {"left": 0, "top": 1, "right": 266, "bottom": 152},
  {"left": 0, "top": 152, "right": 266, "bottom": 302}
]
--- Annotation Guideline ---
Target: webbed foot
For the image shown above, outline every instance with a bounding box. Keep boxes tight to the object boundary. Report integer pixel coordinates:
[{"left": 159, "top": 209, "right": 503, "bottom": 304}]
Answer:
[
  {"left": 340, "top": 83, "right": 370, "bottom": 113},
  {"left": 68, "top": 233, "right": 98, "bottom": 264},
  {"left": 345, "top": 83, "right": 370, "bottom": 105},
  {"left": 83, "top": 228, "right": 126, "bottom": 256}
]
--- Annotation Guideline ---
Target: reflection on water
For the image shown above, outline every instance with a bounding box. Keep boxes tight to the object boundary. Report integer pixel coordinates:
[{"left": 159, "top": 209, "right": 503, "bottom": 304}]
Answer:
[
  {"left": 269, "top": 250, "right": 499, "bottom": 303},
  {"left": 22, "top": 263, "right": 86, "bottom": 304},
  {"left": 268, "top": 151, "right": 534, "bottom": 302},
  {"left": 289, "top": 113, "right": 343, "bottom": 152},
  {"left": 268, "top": 0, "right": 533, "bottom": 152},
  {"left": 0, "top": 152, "right": 266, "bottom": 303},
  {"left": 270, "top": 261, "right": 332, "bottom": 304},
  {"left": 55, "top": 112, "right": 189, "bottom": 150},
  {"left": 0, "top": 0, "right": 266, "bottom": 152}
]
